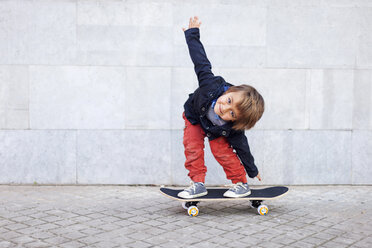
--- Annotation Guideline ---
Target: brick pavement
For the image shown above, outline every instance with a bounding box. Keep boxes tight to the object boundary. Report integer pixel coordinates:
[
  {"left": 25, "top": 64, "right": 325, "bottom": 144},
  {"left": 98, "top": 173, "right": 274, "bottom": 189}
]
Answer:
[{"left": 0, "top": 185, "right": 371, "bottom": 248}]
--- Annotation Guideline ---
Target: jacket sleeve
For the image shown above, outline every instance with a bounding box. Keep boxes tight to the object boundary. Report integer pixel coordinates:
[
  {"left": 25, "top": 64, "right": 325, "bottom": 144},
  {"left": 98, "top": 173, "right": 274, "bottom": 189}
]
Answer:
[
  {"left": 227, "top": 131, "right": 259, "bottom": 178},
  {"left": 184, "top": 28, "right": 214, "bottom": 87}
]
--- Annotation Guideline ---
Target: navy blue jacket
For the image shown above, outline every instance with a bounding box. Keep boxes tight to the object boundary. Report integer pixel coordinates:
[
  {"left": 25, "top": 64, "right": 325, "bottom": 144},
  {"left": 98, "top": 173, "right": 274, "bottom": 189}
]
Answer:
[{"left": 183, "top": 28, "right": 258, "bottom": 178}]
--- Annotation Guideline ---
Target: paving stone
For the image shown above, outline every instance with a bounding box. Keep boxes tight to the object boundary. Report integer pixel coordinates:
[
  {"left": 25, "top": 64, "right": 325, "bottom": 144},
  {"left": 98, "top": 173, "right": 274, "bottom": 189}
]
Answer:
[
  {"left": 126, "top": 241, "right": 153, "bottom": 248},
  {"left": 77, "top": 236, "right": 101, "bottom": 246},
  {"left": 332, "top": 236, "right": 358, "bottom": 245},
  {"left": 353, "top": 238, "right": 372, "bottom": 248},
  {"left": 22, "top": 219, "right": 46, "bottom": 227},
  {"left": 36, "top": 223, "right": 59, "bottom": 231},
  {"left": 60, "top": 231, "right": 87, "bottom": 240},
  {"left": 207, "top": 236, "right": 232, "bottom": 245},
  {"left": 159, "top": 240, "right": 184, "bottom": 248},
  {"left": 11, "top": 216, "right": 33, "bottom": 223},
  {"left": 192, "top": 240, "right": 224, "bottom": 248},
  {"left": 321, "top": 240, "right": 350, "bottom": 248},
  {"left": 43, "top": 236, "right": 71, "bottom": 245},
  {"left": 30, "top": 231, "right": 55, "bottom": 240},
  {"left": 59, "top": 240, "right": 86, "bottom": 248},
  {"left": 110, "top": 235, "right": 135, "bottom": 245},
  {"left": 0, "top": 241, "right": 15, "bottom": 248},
  {"left": 23, "top": 240, "right": 50, "bottom": 248},
  {"left": 270, "top": 236, "right": 297, "bottom": 245},
  {"left": 143, "top": 227, "right": 166, "bottom": 236},
  {"left": 96, "top": 223, "right": 122, "bottom": 231},
  {"left": 16, "top": 227, "right": 40, "bottom": 235},
  {"left": 0, "top": 219, "right": 14, "bottom": 227},
  {"left": 4, "top": 223, "right": 28, "bottom": 231},
  {"left": 0, "top": 231, "right": 22, "bottom": 240},
  {"left": 9, "top": 235, "right": 35, "bottom": 245},
  {"left": 79, "top": 227, "right": 102, "bottom": 236},
  {"left": 300, "top": 236, "right": 327, "bottom": 246},
  {"left": 290, "top": 240, "right": 318, "bottom": 248},
  {"left": 256, "top": 241, "right": 284, "bottom": 248}
]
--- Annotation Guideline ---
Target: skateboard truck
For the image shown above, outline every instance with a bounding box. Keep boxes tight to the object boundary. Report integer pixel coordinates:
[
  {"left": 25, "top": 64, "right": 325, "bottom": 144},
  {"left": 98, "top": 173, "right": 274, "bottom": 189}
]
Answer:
[
  {"left": 182, "top": 201, "right": 200, "bottom": 208},
  {"left": 250, "top": 200, "right": 263, "bottom": 208}
]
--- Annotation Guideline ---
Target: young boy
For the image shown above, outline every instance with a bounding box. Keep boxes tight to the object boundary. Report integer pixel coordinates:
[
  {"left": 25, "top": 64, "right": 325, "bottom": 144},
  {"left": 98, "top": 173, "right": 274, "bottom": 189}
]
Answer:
[{"left": 178, "top": 16, "right": 264, "bottom": 199}]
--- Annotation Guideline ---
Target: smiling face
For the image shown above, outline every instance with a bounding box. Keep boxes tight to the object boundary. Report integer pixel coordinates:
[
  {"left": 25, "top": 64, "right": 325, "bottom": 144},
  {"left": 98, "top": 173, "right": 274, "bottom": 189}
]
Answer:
[{"left": 213, "top": 91, "right": 244, "bottom": 121}]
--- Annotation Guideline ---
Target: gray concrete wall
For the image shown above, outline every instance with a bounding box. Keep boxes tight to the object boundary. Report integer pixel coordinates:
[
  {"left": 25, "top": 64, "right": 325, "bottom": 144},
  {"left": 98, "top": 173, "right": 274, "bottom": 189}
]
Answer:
[{"left": 0, "top": 0, "right": 371, "bottom": 185}]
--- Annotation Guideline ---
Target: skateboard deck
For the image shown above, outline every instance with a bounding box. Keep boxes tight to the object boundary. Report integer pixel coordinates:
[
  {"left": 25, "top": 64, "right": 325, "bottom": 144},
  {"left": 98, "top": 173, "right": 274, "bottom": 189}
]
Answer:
[{"left": 160, "top": 186, "right": 289, "bottom": 216}]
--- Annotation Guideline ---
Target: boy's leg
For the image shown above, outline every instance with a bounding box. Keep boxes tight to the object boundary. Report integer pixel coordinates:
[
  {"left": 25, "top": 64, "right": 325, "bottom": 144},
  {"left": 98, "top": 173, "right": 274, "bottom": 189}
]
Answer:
[
  {"left": 183, "top": 113, "right": 207, "bottom": 183},
  {"left": 209, "top": 137, "right": 247, "bottom": 184}
]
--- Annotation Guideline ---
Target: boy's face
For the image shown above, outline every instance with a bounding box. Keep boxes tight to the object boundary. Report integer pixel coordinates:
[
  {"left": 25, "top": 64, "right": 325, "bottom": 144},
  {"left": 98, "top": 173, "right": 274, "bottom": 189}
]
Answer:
[{"left": 214, "top": 91, "right": 244, "bottom": 121}]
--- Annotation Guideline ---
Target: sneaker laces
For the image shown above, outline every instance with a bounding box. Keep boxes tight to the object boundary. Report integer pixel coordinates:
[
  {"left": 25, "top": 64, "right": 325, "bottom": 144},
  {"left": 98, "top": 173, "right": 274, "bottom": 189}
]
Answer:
[
  {"left": 185, "top": 181, "right": 197, "bottom": 192},
  {"left": 231, "top": 182, "right": 247, "bottom": 191}
]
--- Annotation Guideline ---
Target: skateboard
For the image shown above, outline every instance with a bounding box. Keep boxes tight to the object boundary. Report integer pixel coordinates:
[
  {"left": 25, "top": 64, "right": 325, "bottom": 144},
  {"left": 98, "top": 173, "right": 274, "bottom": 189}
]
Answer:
[{"left": 160, "top": 186, "right": 289, "bottom": 216}]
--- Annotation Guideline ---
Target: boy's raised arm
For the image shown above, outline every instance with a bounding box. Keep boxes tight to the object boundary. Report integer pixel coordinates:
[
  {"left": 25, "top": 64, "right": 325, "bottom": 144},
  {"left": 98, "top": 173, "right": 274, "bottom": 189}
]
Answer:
[{"left": 183, "top": 16, "right": 214, "bottom": 86}]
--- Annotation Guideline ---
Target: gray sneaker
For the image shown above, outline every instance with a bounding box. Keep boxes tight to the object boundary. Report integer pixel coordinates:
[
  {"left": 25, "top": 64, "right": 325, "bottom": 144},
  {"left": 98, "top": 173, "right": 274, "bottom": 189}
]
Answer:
[
  {"left": 177, "top": 182, "right": 208, "bottom": 199},
  {"left": 223, "top": 182, "right": 251, "bottom": 198}
]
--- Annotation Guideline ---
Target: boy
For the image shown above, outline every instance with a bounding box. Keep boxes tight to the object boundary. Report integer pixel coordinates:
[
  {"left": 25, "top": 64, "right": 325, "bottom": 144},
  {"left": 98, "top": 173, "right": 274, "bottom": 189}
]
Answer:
[{"left": 178, "top": 16, "right": 264, "bottom": 199}]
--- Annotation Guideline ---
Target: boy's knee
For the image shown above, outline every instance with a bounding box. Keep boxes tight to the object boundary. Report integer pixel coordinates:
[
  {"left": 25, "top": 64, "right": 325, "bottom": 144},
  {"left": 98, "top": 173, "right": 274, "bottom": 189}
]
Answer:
[
  {"left": 184, "top": 142, "right": 204, "bottom": 153},
  {"left": 209, "top": 137, "right": 230, "bottom": 151}
]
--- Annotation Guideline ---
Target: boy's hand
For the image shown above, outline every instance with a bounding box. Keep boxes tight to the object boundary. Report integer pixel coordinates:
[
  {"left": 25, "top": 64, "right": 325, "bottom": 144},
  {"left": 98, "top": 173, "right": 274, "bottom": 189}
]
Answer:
[
  {"left": 255, "top": 172, "right": 262, "bottom": 181},
  {"left": 182, "top": 16, "right": 202, "bottom": 32}
]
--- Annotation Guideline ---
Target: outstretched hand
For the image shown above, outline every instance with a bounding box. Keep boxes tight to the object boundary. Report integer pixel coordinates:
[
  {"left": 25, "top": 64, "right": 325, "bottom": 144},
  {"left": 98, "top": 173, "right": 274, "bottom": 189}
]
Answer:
[
  {"left": 182, "top": 16, "right": 202, "bottom": 32},
  {"left": 256, "top": 172, "right": 262, "bottom": 181}
]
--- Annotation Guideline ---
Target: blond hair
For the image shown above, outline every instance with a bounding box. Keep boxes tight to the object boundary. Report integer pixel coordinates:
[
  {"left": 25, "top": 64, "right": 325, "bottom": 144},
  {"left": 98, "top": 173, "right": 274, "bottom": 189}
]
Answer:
[{"left": 225, "top": 85, "right": 264, "bottom": 130}]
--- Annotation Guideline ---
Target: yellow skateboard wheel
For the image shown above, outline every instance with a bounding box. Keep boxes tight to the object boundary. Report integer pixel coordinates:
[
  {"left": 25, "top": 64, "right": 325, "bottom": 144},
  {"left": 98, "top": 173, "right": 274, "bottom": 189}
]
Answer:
[
  {"left": 258, "top": 205, "right": 269, "bottom": 216},
  {"left": 187, "top": 206, "right": 199, "bottom": 217}
]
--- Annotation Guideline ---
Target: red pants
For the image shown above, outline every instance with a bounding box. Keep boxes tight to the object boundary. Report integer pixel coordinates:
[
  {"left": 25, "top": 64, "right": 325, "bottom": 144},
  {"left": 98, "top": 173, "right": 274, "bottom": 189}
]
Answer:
[{"left": 183, "top": 113, "right": 247, "bottom": 184}]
